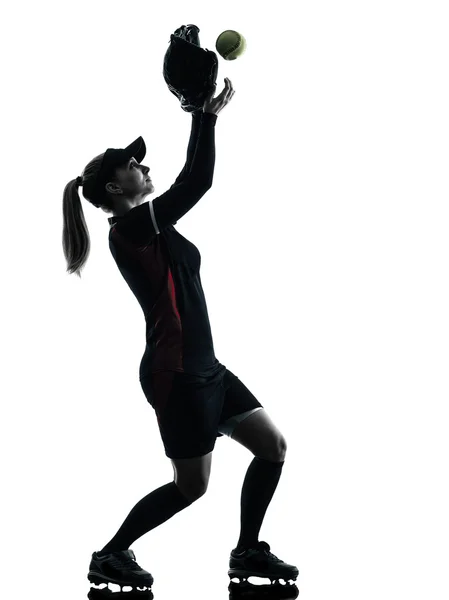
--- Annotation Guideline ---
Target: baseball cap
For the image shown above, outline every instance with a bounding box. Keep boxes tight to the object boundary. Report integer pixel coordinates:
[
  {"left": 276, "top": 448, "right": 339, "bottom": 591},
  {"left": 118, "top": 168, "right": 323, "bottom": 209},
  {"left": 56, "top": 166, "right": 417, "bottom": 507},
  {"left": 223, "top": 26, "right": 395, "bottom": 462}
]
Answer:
[{"left": 87, "top": 136, "right": 147, "bottom": 202}]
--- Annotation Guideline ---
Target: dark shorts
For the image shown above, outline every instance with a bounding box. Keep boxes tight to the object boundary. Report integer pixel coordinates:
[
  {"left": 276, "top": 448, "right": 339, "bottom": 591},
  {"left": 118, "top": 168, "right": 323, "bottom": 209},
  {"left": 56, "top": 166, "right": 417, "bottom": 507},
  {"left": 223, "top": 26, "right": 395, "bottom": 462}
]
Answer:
[{"left": 139, "top": 365, "right": 264, "bottom": 459}]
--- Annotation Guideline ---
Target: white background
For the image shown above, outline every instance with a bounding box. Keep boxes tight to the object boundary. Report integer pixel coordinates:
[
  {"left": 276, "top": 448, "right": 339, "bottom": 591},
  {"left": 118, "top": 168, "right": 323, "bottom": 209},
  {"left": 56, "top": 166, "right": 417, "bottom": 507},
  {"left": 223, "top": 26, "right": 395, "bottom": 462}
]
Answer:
[{"left": 1, "top": 1, "right": 448, "bottom": 599}]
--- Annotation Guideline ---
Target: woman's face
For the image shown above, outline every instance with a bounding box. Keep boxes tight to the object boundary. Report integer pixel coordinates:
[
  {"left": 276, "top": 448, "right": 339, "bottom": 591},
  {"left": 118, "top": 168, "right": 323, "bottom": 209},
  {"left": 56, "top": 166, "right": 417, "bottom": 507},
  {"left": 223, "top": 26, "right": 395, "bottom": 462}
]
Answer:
[
  {"left": 109, "top": 157, "right": 154, "bottom": 198},
  {"left": 104, "top": 157, "right": 154, "bottom": 215}
]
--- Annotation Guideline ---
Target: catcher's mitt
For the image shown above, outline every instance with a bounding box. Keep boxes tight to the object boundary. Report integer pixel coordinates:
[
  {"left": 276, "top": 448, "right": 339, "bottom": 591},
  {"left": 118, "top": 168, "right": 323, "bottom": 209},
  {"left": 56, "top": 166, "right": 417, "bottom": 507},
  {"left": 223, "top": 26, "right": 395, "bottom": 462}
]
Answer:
[{"left": 163, "top": 24, "right": 219, "bottom": 113}]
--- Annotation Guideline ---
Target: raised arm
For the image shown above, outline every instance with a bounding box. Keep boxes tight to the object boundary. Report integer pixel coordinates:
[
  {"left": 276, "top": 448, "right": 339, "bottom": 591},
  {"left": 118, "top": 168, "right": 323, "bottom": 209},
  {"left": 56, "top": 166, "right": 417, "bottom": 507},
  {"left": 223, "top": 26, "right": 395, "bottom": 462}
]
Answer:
[{"left": 169, "top": 111, "right": 203, "bottom": 189}]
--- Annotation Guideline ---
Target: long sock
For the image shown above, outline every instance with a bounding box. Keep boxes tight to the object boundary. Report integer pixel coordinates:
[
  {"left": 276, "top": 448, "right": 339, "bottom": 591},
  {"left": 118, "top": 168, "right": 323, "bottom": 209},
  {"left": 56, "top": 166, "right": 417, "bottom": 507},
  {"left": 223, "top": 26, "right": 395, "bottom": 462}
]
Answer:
[
  {"left": 99, "top": 481, "right": 192, "bottom": 554},
  {"left": 236, "top": 457, "right": 285, "bottom": 551}
]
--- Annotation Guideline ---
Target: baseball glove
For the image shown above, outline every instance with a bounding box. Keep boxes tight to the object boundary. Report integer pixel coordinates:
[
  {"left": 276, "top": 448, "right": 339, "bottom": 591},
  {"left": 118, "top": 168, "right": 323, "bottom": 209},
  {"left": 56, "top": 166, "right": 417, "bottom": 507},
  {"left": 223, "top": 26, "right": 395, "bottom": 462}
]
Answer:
[{"left": 163, "top": 24, "right": 219, "bottom": 113}]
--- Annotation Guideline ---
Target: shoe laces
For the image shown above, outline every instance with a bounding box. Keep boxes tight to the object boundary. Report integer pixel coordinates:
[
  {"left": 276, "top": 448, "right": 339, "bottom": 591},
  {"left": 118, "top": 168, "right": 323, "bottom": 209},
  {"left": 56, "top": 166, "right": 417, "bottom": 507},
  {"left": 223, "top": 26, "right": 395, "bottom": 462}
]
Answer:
[
  {"left": 108, "top": 552, "right": 141, "bottom": 571},
  {"left": 255, "top": 541, "right": 280, "bottom": 561}
]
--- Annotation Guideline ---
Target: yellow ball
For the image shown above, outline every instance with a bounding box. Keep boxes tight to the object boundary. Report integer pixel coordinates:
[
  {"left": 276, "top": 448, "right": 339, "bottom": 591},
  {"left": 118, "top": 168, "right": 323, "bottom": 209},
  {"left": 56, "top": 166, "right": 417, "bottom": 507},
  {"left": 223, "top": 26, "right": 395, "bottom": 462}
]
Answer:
[{"left": 215, "top": 30, "right": 247, "bottom": 61}]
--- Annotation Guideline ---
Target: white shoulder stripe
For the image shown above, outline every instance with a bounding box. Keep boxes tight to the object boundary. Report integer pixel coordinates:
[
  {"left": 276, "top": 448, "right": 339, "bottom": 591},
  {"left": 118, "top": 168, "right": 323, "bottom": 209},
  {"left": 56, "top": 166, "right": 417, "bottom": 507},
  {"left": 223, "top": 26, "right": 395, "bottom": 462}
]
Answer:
[{"left": 148, "top": 201, "right": 160, "bottom": 235}]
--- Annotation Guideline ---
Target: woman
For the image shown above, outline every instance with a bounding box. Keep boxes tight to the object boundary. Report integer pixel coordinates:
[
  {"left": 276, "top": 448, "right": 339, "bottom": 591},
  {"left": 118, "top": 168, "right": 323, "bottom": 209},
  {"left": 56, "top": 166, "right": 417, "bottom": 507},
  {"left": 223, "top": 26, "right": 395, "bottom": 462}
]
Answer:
[{"left": 62, "top": 78, "right": 298, "bottom": 590}]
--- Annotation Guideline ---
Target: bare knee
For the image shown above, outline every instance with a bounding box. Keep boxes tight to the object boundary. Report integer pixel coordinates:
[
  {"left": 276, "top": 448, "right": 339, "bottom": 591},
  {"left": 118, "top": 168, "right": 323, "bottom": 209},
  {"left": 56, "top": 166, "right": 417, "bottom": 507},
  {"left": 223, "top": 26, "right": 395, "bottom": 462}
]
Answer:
[
  {"left": 231, "top": 409, "right": 287, "bottom": 462},
  {"left": 277, "top": 440, "right": 287, "bottom": 462},
  {"left": 171, "top": 451, "right": 212, "bottom": 502},
  {"left": 174, "top": 479, "right": 208, "bottom": 502},
  {"left": 260, "top": 437, "right": 287, "bottom": 463}
]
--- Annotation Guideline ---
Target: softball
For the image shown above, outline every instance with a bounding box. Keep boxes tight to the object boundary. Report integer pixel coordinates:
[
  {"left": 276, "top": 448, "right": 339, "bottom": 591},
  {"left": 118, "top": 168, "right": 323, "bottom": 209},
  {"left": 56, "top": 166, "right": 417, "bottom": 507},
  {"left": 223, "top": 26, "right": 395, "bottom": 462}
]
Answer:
[{"left": 215, "top": 30, "right": 247, "bottom": 61}]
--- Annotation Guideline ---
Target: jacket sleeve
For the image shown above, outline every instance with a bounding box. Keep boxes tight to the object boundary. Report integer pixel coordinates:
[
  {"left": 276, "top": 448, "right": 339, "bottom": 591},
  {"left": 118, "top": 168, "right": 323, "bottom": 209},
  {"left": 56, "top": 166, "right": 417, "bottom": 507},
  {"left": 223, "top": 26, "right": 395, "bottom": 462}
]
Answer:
[
  {"left": 152, "top": 110, "right": 218, "bottom": 228},
  {"left": 169, "top": 110, "right": 204, "bottom": 189},
  {"left": 112, "top": 111, "right": 218, "bottom": 246}
]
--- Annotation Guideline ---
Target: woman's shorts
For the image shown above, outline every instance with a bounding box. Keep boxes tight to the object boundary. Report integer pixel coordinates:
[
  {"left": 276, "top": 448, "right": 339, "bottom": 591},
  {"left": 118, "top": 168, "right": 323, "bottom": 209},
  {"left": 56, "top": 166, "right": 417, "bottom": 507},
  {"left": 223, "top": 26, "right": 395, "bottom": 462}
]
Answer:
[{"left": 139, "top": 365, "right": 264, "bottom": 459}]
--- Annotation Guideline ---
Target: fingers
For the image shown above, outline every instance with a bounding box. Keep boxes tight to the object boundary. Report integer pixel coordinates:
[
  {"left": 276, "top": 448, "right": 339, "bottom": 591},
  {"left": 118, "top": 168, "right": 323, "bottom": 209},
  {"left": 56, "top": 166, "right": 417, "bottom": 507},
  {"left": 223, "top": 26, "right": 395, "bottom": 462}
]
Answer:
[
  {"left": 218, "top": 77, "right": 234, "bottom": 102},
  {"left": 225, "top": 77, "right": 234, "bottom": 94},
  {"left": 204, "top": 78, "right": 235, "bottom": 113},
  {"left": 225, "top": 78, "right": 235, "bottom": 103}
]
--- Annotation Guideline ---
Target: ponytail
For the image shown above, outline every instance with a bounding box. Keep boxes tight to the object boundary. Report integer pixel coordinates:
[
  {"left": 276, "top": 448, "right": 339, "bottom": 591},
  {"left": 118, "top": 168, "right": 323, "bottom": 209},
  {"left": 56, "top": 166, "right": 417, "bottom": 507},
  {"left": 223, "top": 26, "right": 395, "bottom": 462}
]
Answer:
[
  {"left": 62, "top": 152, "right": 113, "bottom": 278},
  {"left": 62, "top": 177, "right": 92, "bottom": 278}
]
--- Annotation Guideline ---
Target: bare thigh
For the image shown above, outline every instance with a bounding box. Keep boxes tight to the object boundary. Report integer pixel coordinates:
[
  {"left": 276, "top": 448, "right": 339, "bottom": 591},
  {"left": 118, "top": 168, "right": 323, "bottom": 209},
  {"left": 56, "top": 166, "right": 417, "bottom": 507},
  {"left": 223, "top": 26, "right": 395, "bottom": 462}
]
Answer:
[{"left": 171, "top": 451, "right": 213, "bottom": 502}]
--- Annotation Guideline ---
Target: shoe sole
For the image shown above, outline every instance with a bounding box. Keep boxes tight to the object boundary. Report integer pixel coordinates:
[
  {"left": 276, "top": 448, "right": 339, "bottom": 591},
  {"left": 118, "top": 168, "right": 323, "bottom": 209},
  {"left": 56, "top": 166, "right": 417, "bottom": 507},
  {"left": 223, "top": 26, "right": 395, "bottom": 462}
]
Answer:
[
  {"left": 88, "top": 570, "right": 153, "bottom": 588},
  {"left": 228, "top": 566, "right": 299, "bottom": 580}
]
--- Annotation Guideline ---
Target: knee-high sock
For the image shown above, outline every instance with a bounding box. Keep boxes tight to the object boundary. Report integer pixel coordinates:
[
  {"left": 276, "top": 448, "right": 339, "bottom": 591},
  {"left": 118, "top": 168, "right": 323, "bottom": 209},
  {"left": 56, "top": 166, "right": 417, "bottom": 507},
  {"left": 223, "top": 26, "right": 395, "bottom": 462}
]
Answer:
[
  {"left": 99, "top": 482, "right": 192, "bottom": 554},
  {"left": 236, "top": 457, "right": 284, "bottom": 551}
]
